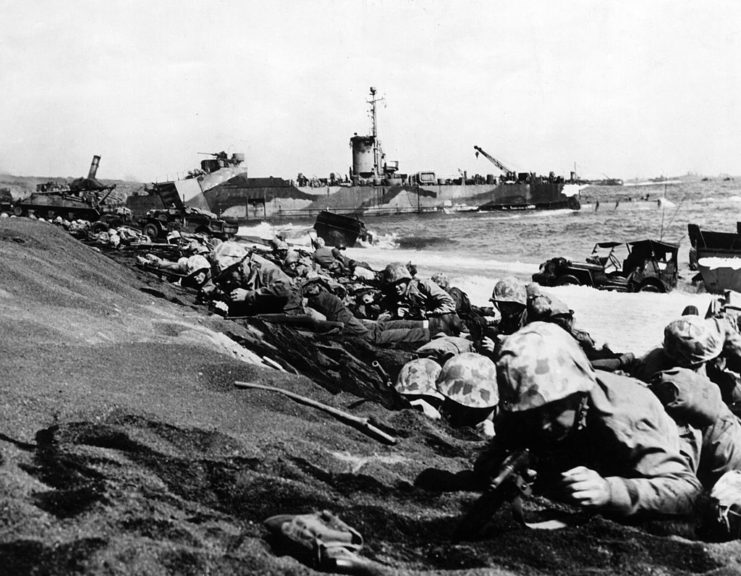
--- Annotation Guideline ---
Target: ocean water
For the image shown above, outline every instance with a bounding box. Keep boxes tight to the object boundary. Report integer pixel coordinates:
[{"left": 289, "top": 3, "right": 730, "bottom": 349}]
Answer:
[{"left": 238, "top": 178, "right": 741, "bottom": 356}]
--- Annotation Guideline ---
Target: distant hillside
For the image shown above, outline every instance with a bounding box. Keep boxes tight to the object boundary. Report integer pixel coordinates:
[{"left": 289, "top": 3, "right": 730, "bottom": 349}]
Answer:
[{"left": 0, "top": 173, "right": 145, "bottom": 204}]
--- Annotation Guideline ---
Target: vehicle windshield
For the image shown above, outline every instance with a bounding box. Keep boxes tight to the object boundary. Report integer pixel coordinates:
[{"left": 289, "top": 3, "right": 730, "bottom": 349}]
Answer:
[{"left": 590, "top": 243, "right": 628, "bottom": 274}]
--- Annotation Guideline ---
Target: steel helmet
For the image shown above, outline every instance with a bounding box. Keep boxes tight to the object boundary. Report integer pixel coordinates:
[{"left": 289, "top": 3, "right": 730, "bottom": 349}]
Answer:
[
  {"left": 492, "top": 277, "right": 527, "bottom": 306},
  {"left": 431, "top": 272, "right": 450, "bottom": 289},
  {"left": 395, "top": 358, "right": 444, "bottom": 399},
  {"left": 186, "top": 239, "right": 210, "bottom": 255},
  {"left": 275, "top": 240, "right": 289, "bottom": 252},
  {"left": 383, "top": 262, "right": 412, "bottom": 285},
  {"left": 497, "top": 321, "right": 596, "bottom": 412},
  {"left": 213, "top": 241, "right": 248, "bottom": 272},
  {"left": 184, "top": 254, "right": 211, "bottom": 276},
  {"left": 436, "top": 353, "right": 499, "bottom": 409},
  {"left": 528, "top": 293, "right": 572, "bottom": 321},
  {"left": 663, "top": 315, "right": 724, "bottom": 367},
  {"left": 284, "top": 250, "right": 301, "bottom": 265}
]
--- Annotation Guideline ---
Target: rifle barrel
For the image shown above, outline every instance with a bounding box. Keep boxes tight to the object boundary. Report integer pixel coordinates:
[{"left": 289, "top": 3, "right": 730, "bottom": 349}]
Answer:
[{"left": 234, "top": 381, "right": 397, "bottom": 445}]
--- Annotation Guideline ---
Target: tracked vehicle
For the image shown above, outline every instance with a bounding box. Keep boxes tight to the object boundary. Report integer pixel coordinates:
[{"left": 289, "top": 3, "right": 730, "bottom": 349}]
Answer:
[{"left": 13, "top": 156, "right": 129, "bottom": 225}]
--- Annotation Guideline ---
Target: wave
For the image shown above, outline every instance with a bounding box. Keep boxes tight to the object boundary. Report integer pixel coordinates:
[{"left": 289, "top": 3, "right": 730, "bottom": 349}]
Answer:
[
  {"left": 396, "top": 236, "right": 457, "bottom": 250},
  {"left": 345, "top": 246, "right": 539, "bottom": 278}
]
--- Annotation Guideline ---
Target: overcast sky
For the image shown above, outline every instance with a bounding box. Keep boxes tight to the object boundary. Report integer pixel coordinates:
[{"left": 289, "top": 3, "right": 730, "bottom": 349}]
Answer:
[{"left": 2, "top": 0, "right": 740, "bottom": 182}]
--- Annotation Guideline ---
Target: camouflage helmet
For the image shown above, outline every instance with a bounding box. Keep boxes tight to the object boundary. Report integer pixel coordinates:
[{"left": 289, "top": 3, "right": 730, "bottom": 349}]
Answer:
[
  {"left": 383, "top": 262, "right": 412, "bottom": 285},
  {"left": 492, "top": 277, "right": 527, "bottom": 306},
  {"left": 212, "top": 241, "right": 248, "bottom": 272},
  {"left": 186, "top": 239, "right": 211, "bottom": 255},
  {"left": 436, "top": 353, "right": 499, "bottom": 409},
  {"left": 284, "top": 249, "right": 301, "bottom": 265},
  {"left": 395, "top": 358, "right": 444, "bottom": 399},
  {"left": 663, "top": 315, "right": 724, "bottom": 367},
  {"left": 431, "top": 272, "right": 449, "bottom": 289},
  {"left": 497, "top": 321, "right": 596, "bottom": 412},
  {"left": 528, "top": 293, "right": 572, "bottom": 321},
  {"left": 183, "top": 254, "right": 211, "bottom": 276}
]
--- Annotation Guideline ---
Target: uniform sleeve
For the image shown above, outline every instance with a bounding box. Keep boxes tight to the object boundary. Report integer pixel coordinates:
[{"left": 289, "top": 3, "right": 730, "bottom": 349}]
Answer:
[
  {"left": 253, "top": 266, "right": 291, "bottom": 298},
  {"left": 698, "top": 410, "right": 741, "bottom": 489},
  {"left": 175, "top": 257, "right": 190, "bottom": 273},
  {"left": 601, "top": 403, "right": 703, "bottom": 516},
  {"left": 421, "top": 280, "right": 456, "bottom": 316}
]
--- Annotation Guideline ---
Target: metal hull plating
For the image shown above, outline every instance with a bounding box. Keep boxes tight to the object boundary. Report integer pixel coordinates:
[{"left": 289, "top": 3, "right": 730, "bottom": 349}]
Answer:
[{"left": 205, "top": 179, "right": 582, "bottom": 222}]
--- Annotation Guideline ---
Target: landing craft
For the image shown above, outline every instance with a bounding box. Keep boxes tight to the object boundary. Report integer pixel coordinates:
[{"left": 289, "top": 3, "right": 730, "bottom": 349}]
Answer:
[
  {"left": 194, "top": 88, "right": 584, "bottom": 221},
  {"left": 688, "top": 222, "right": 741, "bottom": 294}
]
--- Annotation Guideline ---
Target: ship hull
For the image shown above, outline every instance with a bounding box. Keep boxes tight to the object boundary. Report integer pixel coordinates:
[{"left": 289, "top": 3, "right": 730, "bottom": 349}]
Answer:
[{"left": 204, "top": 179, "right": 582, "bottom": 223}]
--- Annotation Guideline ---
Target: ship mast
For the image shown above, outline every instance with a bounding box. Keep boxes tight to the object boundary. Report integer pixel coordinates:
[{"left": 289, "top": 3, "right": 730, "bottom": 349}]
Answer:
[{"left": 368, "top": 87, "right": 384, "bottom": 178}]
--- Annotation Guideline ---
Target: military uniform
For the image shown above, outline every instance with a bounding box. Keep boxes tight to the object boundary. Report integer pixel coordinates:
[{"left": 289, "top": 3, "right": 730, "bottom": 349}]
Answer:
[
  {"left": 382, "top": 263, "right": 460, "bottom": 336},
  {"left": 211, "top": 243, "right": 292, "bottom": 315},
  {"left": 482, "top": 322, "right": 703, "bottom": 517},
  {"left": 651, "top": 367, "right": 741, "bottom": 490},
  {"left": 305, "top": 286, "right": 430, "bottom": 346},
  {"left": 635, "top": 315, "right": 741, "bottom": 409}
]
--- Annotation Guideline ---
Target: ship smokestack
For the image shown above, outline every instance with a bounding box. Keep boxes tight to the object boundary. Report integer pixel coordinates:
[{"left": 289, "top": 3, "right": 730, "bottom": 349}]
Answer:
[{"left": 87, "top": 155, "right": 101, "bottom": 179}]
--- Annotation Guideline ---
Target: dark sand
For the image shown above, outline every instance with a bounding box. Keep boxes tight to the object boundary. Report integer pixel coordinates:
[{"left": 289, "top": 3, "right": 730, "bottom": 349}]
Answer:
[{"left": 1, "top": 218, "right": 740, "bottom": 575}]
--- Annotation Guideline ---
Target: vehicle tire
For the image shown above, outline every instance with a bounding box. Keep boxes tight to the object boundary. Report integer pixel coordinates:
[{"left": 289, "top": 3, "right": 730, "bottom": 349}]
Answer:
[
  {"left": 143, "top": 223, "right": 161, "bottom": 242},
  {"left": 638, "top": 281, "right": 665, "bottom": 293},
  {"left": 91, "top": 221, "right": 110, "bottom": 234},
  {"left": 556, "top": 274, "right": 581, "bottom": 286}
]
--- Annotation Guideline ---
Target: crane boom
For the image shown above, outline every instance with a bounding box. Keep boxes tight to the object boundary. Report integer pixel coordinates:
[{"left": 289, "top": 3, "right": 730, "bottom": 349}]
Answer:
[{"left": 473, "top": 145, "right": 512, "bottom": 174}]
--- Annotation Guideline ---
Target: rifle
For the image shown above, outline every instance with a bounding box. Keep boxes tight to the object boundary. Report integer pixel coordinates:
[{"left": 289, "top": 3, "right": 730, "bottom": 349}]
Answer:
[
  {"left": 234, "top": 381, "right": 397, "bottom": 445},
  {"left": 454, "top": 449, "right": 532, "bottom": 540},
  {"left": 212, "top": 250, "right": 253, "bottom": 285},
  {"left": 204, "top": 250, "right": 255, "bottom": 303}
]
